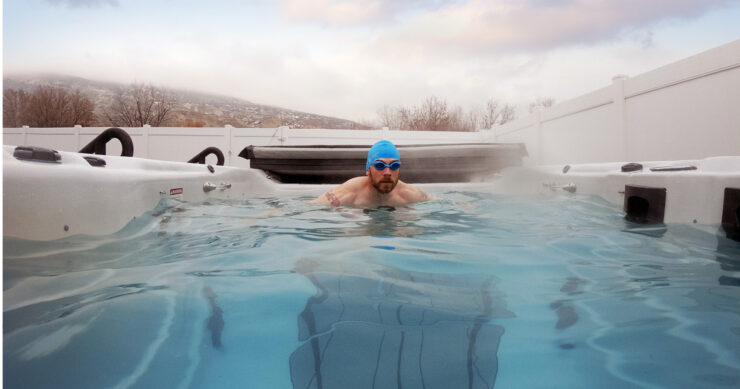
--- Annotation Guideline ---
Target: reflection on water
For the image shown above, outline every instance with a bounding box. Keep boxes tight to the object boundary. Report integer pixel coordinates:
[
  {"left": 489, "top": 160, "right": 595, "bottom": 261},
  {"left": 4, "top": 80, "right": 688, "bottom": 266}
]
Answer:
[
  {"left": 4, "top": 283, "right": 168, "bottom": 335},
  {"left": 202, "top": 286, "right": 224, "bottom": 349},
  {"left": 550, "top": 277, "right": 587, "bottom": 331}
]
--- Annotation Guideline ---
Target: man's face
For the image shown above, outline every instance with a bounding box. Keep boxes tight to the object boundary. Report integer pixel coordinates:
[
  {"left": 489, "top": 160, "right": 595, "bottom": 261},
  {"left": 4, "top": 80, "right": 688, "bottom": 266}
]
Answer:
[{"left": 367, "top": 158, "right": 400, "bottom": 194}]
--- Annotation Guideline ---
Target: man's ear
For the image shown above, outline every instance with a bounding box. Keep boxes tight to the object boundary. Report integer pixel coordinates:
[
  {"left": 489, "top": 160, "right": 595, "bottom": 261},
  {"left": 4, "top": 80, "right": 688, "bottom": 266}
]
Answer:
[{"left": 365, "top": 170, "right": 370, "bottom": 177}]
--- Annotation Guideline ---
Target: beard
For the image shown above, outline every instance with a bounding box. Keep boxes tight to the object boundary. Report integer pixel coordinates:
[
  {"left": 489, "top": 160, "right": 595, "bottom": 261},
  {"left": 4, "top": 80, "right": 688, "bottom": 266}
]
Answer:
[{"left": 370, "top": 174, "right": 398, "bottom": 194}]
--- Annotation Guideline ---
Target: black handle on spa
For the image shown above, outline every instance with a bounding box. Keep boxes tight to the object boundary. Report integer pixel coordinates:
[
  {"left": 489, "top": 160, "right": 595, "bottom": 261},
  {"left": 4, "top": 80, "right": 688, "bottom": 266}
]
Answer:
[
  {"left": 79, "top": 127, "right": 134, "bottom": 157},
  {"left": 188, "top": 147, "right": 225, "bottom": 166}
]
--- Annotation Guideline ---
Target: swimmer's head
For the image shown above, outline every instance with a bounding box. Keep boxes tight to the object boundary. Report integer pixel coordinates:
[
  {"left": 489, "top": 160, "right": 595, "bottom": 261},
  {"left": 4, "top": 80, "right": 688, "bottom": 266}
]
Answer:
[
  {"left": 366, "top": 140, "right": 401, "bottom": 194},
  {"left": 366, "top": 140, "right": 400, "bottom": 171}
]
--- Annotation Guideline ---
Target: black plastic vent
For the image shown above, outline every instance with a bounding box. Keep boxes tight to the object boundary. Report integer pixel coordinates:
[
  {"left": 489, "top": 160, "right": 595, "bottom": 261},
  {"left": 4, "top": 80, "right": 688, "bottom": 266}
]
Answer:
[
  {"left": 13, "top": 146, "right": 62, "bottom": 163},
  {"left": 83, "top": 156, "right": 107, "bottom": 167},
  {"left": 624, "top": 185, "right": 666, "bottom": 224},
  {"left": 721, "top": 187, "right": 740, "bottom": 241},
  {"left": 621, "top": 163, "right": 643, "bottom": 172}
]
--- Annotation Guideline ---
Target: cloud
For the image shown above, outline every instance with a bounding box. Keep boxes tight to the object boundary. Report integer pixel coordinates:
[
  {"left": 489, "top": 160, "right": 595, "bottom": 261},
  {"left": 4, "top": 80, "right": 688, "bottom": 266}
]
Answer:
[
  {"left": 276, "top": 0, "right": 449, "bottom": 26},
  {"left": 44, "top": 0, "right": 118, "bottom": 8},
  {"left": 278, "top": 0, "right": 386, "bottom": 25},
  {"left": 363, "top": 0, "right": 734, "bottom": 58},
  {"left": 13, "top": 0, "right": 736, "bottom": 122}
]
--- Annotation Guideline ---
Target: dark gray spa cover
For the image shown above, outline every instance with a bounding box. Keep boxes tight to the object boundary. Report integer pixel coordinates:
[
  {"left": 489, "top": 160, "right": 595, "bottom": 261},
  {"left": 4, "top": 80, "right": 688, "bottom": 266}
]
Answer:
[{"left": 240, "top": 143, "right": 527, "bottom": 183}]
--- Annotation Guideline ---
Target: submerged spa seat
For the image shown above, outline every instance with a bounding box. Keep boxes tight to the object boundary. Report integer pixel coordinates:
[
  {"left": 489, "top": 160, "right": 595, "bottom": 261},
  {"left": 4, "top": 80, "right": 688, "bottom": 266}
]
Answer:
[{"left": 239, "top": 143, "right": 527, "bottom": 184}]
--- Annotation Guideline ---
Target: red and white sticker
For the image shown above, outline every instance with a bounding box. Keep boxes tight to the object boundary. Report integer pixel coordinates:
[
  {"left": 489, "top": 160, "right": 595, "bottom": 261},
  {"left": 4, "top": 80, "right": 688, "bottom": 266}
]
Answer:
[{"left": 170, "top": 188, "right": 183, "bottom": 196}]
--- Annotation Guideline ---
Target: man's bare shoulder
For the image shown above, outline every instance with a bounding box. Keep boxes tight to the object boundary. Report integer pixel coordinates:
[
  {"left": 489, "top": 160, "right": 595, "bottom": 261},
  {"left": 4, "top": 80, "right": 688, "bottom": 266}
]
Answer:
[
  {"left": 310, "top": 176, "right": 367, "bottom": 206},
  {"left": 396, "top": 181, "right": 439, "bottom": 203},
  {"left": 342, "top": 176, "right": 368, "bottom": 189}
]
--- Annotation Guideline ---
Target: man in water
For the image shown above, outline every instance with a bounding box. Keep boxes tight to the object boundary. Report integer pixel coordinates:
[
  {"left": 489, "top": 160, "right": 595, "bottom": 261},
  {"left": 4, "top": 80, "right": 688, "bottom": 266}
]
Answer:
[{"left": 312, "top": 140, "right": 437, "bottom": 207}]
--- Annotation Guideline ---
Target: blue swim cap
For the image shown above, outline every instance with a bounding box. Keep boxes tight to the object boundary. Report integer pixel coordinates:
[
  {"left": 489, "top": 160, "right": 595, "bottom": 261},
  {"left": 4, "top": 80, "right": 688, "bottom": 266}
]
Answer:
[{"left": 366, "top": 140, "right": 400, "bottom": 170}]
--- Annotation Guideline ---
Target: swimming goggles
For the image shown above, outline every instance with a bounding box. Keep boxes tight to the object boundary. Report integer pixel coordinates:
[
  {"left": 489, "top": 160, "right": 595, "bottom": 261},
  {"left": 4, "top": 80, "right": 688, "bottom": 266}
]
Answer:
[{"left": 371, "top": 160, "right": 402, "bottom": 171}]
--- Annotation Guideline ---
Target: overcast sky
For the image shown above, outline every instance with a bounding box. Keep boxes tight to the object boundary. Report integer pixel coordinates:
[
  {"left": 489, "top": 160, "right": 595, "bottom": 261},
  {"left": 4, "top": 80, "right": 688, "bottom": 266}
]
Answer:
[{"left": 3, "top": 0, "right": 740, "bottom": 122}]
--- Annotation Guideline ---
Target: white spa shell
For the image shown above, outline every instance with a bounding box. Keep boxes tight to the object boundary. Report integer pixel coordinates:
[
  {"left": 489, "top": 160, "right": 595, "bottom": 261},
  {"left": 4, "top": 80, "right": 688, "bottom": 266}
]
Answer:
[
  {"left": 3, "top": 146, "right": 278, "bottom": 241},
  {"left": 4, "top": 145, "right": 739, "bottom": 241}
]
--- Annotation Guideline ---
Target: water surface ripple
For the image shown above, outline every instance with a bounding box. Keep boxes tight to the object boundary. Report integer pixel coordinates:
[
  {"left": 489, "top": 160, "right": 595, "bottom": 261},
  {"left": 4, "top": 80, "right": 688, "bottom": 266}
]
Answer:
[{"left": 4, "top": 192, "right": 740, "bottom": 388}]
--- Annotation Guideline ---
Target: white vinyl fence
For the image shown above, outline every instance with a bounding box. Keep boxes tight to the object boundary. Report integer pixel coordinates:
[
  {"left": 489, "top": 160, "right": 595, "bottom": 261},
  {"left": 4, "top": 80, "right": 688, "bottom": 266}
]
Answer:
[{"left": 495, "top": 39, "right": 740, "bottom": 165}]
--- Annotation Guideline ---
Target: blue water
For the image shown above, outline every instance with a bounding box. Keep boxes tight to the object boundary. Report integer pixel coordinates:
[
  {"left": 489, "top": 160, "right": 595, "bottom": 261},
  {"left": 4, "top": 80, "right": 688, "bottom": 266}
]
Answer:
[{"left": 4, "top": 192, "right": 740, "bottom": 388}]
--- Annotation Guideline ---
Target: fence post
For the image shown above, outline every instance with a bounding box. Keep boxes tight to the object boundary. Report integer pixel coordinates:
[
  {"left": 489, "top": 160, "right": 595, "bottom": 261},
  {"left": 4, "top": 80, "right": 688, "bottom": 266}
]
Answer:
[
  {"left": 612, "top": 74, "right": 629, "bottom": 161},
  {"left": 22, "top": 125, "right": 29, "bottom": 145},
  {"left": 279, "top": 126, "right": 289, "bottom": 145},
  {"left": 536, "top": 109, "right": 544, "bottom": 165},
  {"left": 74, "top": 125, "right": 81, "bottom": 150},
  {"left": 225, "top": 124, "right": 233, "bottom": 165},
  {"left": 143, "top": 124, "right": 151, "bottom": 158}
]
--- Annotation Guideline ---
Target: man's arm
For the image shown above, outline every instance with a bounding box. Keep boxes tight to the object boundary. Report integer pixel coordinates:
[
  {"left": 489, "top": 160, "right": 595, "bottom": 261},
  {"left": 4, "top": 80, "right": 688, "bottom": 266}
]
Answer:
[
  {"left": 415, "top": 187, "right": 440, "bottom": 202},
  {"left": 399, "top": 183, "right": 439, "bottom": 203},
  {"left": 310, "top": 189, "right": 342, "bottom": 206}
]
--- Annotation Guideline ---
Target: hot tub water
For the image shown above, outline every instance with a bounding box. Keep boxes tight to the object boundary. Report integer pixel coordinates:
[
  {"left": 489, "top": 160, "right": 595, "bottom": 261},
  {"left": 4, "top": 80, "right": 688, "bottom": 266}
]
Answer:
[{"left": 4, "top": 192, "right": 740, "bottom": 388}]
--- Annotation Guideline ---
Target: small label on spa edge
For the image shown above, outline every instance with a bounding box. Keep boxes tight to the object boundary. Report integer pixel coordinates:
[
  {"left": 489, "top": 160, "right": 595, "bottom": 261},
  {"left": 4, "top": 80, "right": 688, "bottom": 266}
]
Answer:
[{"left": 170, "top": 188, "right": 183, "bottom": 196}]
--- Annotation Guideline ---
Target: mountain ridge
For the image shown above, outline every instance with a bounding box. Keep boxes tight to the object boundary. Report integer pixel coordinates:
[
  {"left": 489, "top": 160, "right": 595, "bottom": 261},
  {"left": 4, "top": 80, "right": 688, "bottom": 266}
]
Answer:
[{"left": 3, "top": 74, "right": 369, "bottom": 129}]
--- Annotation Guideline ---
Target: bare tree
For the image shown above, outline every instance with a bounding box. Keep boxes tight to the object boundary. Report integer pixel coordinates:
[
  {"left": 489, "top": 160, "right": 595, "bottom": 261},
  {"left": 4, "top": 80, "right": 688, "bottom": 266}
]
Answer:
[
  {"left": 397, "top": 106, "right": 412, "bottom": 130},
  {"left": 528, "top": 97, "right": 555, "bottom": 113},
  {"left": 375, "top": 96, "right": 518, "bottom": 131},
  {"left": 406, "top": 96, "right": 450, "bottom": 131},
  {"left": 479, "top": 99, "right": 501, "bottom": 129},
  {"left": 377, "top": 104, "right": 403, "bottom": 129},
  {"left": 3, "top": 89, "right": 30, "bottom": 127},
  {"left": 68, "top": 90, "right": 95, "bottom": 126},
  {"left": 465, "top": 107, "right": 481, "bottom": 131},
  {"left": 448, "top": 105, "right": 475, "bottom": 132},
  {"left": 26, "top": 86, "right": 69, "bottom": 127},
  {"left": 105, "top": 83, "right": 176, "bottom": 127},
  {"left": 3, "top": 87, "right": 95, "bottom": 127},
  {"left": 499, "top": 104, "right": 517, "bottom": 125}
]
